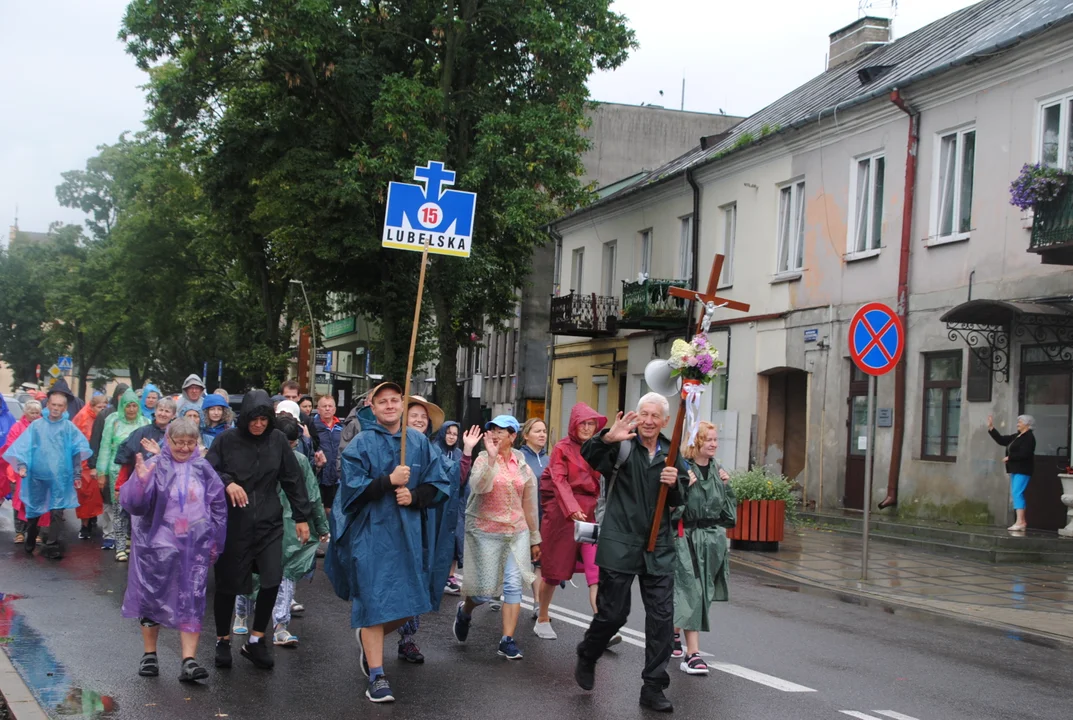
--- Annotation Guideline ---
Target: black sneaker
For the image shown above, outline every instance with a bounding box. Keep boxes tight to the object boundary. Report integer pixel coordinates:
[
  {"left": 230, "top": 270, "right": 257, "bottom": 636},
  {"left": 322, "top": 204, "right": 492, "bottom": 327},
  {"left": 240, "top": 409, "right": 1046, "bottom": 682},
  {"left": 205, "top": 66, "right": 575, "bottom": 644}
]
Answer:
[
  {"left": 78, "top": 527, "right": 90, "bottom": 540},
  {"left": 214, "top": 639, "right": 232, "bottom": 668},
  {"left": 397, "top": 640, "right": 425, "bottom": 663},
  {"left": 356, "top": 630, "right": 369, "bottom": 677},
  {"left": 240, "top": 639, "right": 274, "bottom": 669},
  {"left": 639, "top": 685, "right": 673, "bottom": 713},
  {"left": 452, "top": 602, "right": 471, "bottom": 643},
  {"left": 178, "top": 658, "right": 208, "bottom": 683},
  {"left": 575, "top": 653, "right": 596, "bottom": 691}
]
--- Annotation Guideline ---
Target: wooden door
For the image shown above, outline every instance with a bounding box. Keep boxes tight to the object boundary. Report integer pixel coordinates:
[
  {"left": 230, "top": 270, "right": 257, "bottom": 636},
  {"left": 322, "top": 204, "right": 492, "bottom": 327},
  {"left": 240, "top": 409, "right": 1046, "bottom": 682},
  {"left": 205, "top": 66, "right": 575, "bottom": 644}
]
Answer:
[
  {"left": 844, "top": 363, "right": 870, "bottom": 510},
  {"left": 1019, "top": 353, "right": 1071, "bottom": 531}
]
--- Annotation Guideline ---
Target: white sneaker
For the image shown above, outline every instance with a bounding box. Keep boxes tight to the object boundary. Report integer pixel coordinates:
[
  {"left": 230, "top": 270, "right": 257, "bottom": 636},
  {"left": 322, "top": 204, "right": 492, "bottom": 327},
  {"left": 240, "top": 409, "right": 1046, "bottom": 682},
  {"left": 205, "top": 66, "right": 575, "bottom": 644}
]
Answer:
[
  {"left": 533, "top": 620, "right": 557, "bottom": 640},
  {"left": 607, "top": 633, "right": 623, "bottom": 648}
]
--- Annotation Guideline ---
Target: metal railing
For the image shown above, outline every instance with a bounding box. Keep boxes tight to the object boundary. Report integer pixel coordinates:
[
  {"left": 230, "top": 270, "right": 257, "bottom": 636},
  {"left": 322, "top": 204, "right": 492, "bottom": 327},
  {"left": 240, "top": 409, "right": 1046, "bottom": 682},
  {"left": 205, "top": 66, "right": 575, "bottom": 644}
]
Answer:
[
  {"left": 620, "top": 278, "right": 689, "bottom": 325},
  {"left": 549, "top": 292, "right": 618, "bottom": 336},
  {"left": 1030, "top": 181, "right": 1073, "bottom": 252}
]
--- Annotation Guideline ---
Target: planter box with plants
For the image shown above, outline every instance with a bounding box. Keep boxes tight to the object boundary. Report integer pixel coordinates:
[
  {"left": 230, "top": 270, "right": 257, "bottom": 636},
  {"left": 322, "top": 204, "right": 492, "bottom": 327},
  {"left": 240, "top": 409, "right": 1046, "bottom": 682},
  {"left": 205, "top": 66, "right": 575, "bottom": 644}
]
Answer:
[{"left": 725, "top": 467, "right": 796, "bottom": 551}]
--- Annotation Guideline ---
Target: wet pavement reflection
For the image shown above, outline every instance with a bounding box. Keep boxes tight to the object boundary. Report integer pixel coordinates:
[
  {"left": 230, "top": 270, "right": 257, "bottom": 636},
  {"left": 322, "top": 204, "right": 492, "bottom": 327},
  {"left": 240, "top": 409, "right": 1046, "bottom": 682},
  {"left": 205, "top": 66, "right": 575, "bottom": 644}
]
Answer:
[{"left": 0, "top": 593, "right": 117, "bottom": 718}]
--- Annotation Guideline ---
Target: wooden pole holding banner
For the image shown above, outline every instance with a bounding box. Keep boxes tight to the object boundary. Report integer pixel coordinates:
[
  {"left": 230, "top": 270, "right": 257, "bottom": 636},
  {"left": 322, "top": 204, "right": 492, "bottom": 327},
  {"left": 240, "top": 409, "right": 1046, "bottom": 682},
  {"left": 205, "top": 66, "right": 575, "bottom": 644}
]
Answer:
[
  {"left": 646, "top": 254, "right": 751, "bottom": 552},
  {"left": 399, "top": 238, "right": 431, "bottom": 466}
]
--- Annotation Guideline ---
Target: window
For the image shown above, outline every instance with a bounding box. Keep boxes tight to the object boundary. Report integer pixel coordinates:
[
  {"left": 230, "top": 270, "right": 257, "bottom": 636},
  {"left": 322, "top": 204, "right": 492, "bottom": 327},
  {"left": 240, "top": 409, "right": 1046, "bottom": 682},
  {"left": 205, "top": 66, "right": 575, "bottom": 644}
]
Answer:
[
  {"left": 922, "top": 352, "right": 962, "bottom": 461},
  {"left": 570, "top": 248, "right": 584, "bottom": 293},
  {"left": 678, "top": 216, "right": 693, "bottom": 282},
  {"left": 593, "top": 375, "right": 609, "bottom": 415},
  {"left": 601, "top": 241, "right": 617, "bottom": 297},
  {"left": 850, "top": 154, "right": 885, "bottom": 253},
  {"left": 933, "top": 128, "right": 975, "bottom": 243},
  {"left": 777, "top": 181, "right": 805, "bottom": 274},
  {"left": 1039, "top": 95, "right": 1073, "bottom": 169},
  {"left": 966, "top": 349, "right": 992, "bottom": 403},
  {"left": 720, "top": 204, "right": 736, "bottom": 286},
  {"left": 638, "top": 229, "right": 652, "bottom": 277}
]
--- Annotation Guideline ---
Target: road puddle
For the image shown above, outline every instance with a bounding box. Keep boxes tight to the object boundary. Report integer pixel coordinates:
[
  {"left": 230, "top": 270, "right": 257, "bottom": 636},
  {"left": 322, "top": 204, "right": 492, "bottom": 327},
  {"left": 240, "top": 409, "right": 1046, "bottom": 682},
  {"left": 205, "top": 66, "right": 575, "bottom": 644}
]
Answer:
[{"left": 0, "top": 593, "right": 117, "bottom": 717}]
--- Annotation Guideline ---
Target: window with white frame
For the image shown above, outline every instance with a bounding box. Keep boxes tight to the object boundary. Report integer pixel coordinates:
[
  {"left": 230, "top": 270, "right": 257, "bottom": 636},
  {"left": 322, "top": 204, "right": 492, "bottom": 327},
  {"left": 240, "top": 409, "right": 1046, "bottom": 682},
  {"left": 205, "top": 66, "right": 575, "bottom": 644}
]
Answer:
[
  {"left": 1039, "top": 94, "right": 1073, "bottom": 169},
  {"left": 678, "top": 216, "right": 693, "bottom": 282},
  {"left": 720, "top": 203, "right": 736, "bottom": 286},
  {"left": 933, "top": 127, "right": 975, "bottom": 242},
  {"left": 570, "top": 247, "right": 584, "bottom": 293},
  {"left": 850, "top": 154, "right": 885, "bottom": 253},
  {"left": 776, "top": 181, "right": 805, "bottom": 274},
  {"left": 638, "top": 229, "right": 652, "bottom": 276},
  {"left": 601, "top": 241, "right": 617, "bottom": 297}
]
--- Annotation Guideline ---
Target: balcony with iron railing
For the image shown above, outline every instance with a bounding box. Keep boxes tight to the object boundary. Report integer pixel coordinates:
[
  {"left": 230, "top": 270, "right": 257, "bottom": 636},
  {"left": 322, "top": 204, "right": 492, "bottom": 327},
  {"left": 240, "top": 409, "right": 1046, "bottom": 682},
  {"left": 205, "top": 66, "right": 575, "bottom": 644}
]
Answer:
[
  {"left": 618, "top": 277, "right": 690, "bottom": 329},
  {"left": 1029, "top": 180, "right": 1073, "bottom": 265},
  {"left": 549, "top": 292, "right": 619, "bottom": 337}
]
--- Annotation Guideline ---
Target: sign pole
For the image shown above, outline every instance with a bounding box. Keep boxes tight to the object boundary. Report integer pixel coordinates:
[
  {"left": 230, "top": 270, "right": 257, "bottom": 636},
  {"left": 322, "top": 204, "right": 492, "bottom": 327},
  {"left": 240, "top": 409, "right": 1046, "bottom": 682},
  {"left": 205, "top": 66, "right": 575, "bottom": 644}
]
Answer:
[
  {"left": 399, "top": 239, "right": 432, "bottom": 466},
  {"left": 861, "top": 372, "right": 876, "bottom": 580}
]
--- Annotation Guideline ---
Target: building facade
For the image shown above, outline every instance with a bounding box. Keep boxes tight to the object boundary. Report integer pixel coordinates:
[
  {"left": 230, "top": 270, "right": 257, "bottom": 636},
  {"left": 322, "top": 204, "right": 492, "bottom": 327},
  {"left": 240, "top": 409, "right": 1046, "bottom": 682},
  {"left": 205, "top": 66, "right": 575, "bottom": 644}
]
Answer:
[{"left": 550, "top": 0, "right": 1073, "bottom": 530}]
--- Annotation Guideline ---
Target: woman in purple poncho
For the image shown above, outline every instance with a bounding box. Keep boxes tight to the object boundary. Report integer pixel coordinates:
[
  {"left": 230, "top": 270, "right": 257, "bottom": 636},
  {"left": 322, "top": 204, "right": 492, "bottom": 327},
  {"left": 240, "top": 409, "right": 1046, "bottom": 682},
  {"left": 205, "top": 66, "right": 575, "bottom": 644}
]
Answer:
[{"left": 120, "top": 419, "right": 228, "bottom": 683}]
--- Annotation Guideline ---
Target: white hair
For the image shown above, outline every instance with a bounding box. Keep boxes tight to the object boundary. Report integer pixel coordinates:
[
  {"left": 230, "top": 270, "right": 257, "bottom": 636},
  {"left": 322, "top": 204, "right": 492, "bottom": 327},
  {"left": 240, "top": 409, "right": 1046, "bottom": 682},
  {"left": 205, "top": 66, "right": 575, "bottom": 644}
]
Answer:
[
  {"left": 637, "top": 392, "right": 670, "bottom": 417},
  {"left": 1017, "top": 414, "right": 1035, "bottom": 429}
]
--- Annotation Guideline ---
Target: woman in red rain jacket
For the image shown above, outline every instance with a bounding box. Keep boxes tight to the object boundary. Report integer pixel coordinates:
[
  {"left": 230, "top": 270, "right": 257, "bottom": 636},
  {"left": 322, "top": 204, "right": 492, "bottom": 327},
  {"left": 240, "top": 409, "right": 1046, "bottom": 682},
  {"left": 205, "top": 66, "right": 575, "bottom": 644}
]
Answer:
[{"left": 533, "top": 403, "right": 606, "bottom": 641}]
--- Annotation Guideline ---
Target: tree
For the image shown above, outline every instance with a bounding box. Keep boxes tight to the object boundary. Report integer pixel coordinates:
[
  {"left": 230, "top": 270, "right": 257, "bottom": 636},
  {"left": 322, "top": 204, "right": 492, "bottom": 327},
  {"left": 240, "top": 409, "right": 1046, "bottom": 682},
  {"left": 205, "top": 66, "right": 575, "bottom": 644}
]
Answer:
[
  {"left": 0, "top": 234, "right": 54, "bottom": 389},
  {"left": 120, "top": 0, "right": 635, "bottom": 417}
]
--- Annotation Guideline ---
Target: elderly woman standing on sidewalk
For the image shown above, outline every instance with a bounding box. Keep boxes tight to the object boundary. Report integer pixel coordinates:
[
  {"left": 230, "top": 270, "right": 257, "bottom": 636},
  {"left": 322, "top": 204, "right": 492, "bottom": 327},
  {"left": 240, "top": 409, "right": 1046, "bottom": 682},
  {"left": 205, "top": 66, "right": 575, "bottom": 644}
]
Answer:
[
  {"left": 988, "top": 414, "right": 1036, "bottom": 531},
  {"left": 453, "top": 415, "right": 541, "bottom": 660},
  {"left": 672, "top": 421, "right": 736, "bottom": 676}
]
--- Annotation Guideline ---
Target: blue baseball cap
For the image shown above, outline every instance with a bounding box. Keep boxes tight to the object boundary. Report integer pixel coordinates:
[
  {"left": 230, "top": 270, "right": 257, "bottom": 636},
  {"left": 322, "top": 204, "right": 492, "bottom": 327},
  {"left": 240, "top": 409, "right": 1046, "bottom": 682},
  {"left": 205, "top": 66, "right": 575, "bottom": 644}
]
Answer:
[{"left": 485, "top": 415, "right": 520, "bottom": 433}]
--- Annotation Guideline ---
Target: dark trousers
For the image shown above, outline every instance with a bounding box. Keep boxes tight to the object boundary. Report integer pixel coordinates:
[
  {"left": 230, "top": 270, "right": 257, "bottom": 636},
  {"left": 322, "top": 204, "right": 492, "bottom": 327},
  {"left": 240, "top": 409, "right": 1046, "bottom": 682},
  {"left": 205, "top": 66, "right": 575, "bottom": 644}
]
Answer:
[
  {"left": 12, "top": 507, "right": 26, "bottom": 534},
  {"left": 577, "top": 567, "right": 674, "bottom": 689},
  {"left": 214, "top": 585, "right": 280, "bottom": 638},
  {"left": 25, "top": 510, "right": 65, "bottom": 554}
]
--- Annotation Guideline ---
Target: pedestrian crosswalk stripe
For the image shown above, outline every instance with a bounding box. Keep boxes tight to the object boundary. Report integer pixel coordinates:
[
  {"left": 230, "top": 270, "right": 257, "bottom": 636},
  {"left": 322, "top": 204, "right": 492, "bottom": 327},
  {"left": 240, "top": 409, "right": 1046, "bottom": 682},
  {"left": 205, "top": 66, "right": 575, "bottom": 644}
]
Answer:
[
  {"left": 841, "top": 713, "right": 885, "bottom": 720},
  {"left": 874, "top": 712, "right": 923, "bottom": 720},
  {"left": 707, "top": 663, "right": 816, "bottom": 693}
]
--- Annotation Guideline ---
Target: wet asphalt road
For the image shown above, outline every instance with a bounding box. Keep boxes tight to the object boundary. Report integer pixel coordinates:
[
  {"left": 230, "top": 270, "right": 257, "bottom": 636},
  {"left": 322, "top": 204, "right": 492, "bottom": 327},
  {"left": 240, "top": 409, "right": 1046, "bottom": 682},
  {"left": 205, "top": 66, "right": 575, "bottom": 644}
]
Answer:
[{"left": 1, "top": 512, "right": 1071, "bottom": 720}]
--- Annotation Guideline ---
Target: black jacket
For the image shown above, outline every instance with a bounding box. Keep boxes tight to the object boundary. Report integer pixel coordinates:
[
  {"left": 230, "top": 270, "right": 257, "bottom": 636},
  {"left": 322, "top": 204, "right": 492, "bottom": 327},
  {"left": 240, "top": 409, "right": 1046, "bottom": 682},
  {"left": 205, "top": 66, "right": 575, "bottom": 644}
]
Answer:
[
  {"left": 989, "top": 427, "right": 1035, "bottom": 476},
  {"left": 206, "top": 390, "right": 312, "bottom": 593},
  {"left": 88, "top": 384, "right": 128, "bottom": 470},
  {"left": 115, "top": 422, "right": 168, "bottom": 467}
]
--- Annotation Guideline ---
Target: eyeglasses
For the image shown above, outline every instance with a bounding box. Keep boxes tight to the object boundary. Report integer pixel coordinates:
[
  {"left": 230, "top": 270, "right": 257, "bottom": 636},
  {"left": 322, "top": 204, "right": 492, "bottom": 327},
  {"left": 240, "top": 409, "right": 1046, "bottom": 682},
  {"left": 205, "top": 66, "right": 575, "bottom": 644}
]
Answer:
[{"left": 171, "top": 440, "right": 198, "bottom": 450}]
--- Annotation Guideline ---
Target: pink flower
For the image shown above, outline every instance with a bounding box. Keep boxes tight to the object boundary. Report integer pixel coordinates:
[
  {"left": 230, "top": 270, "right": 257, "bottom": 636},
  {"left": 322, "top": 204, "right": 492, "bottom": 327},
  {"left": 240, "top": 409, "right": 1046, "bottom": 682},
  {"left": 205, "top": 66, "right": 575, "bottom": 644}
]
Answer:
[{"left": 686, "top": 355, "right": 699, "bottom": 367}]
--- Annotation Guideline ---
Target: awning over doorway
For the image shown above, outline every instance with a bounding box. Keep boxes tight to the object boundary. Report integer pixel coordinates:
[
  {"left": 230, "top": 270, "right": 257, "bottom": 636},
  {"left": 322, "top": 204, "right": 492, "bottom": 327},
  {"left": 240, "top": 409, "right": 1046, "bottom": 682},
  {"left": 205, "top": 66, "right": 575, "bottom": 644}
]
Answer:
[{"left": 940, "top": 298, "right": 1073, "bottom": 382}]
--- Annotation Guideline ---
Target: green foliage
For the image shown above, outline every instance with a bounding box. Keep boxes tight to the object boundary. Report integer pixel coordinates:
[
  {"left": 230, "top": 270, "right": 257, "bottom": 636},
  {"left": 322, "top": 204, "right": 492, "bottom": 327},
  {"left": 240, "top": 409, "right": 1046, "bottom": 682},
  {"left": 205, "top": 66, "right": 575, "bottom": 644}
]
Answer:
[
  {"left": 119, "top": 0, "right": 636, "bottom": 417},
  {"left": 728, "top": 466, "right": 796, "bottom": 501}
]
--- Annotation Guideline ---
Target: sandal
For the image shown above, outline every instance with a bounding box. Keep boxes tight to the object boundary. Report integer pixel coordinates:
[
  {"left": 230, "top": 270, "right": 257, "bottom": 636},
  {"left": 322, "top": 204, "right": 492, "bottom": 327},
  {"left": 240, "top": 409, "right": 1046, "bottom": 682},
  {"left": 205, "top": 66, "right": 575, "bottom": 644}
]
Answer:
[
  {"left": 139, "top": 653, "right": 159, "bottom": 677},
  {"left": 179, "top": 658, "right": 208, "bottom": 683},
  {"left": 680, "top": 652, "right": 710, "bottom": 675},
  {"left": 116, "top": 551, "right": 129, "bottom": 562},
  {"left": 14, "top": 533, "right": 24, "bottom": 544}
]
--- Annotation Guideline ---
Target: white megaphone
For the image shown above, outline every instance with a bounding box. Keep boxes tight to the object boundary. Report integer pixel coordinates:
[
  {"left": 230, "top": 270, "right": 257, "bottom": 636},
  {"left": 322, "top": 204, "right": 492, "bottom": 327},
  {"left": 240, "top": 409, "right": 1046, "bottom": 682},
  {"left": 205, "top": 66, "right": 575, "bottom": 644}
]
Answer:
[{"left": 643, "top": 359, "right": 681, "bottom": 397}]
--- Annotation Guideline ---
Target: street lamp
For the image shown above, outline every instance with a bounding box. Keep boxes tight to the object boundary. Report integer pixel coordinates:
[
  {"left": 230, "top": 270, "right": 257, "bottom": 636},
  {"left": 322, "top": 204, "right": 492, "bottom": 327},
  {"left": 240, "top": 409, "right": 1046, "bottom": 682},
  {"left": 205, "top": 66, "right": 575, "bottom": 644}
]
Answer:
[{"left": 290, "top": 279, "right": 316, "bottom": 394}]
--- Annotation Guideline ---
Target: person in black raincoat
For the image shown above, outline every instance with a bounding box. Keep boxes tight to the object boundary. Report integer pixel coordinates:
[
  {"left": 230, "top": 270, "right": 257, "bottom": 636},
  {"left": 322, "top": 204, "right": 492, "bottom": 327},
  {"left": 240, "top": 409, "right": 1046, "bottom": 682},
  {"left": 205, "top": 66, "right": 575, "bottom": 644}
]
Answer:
[
  {"left": 205, "top": 390, "right": 312, "bottom": 671},
  {"left": 48, "top": 378, "right": 84, "bottom": 417}
]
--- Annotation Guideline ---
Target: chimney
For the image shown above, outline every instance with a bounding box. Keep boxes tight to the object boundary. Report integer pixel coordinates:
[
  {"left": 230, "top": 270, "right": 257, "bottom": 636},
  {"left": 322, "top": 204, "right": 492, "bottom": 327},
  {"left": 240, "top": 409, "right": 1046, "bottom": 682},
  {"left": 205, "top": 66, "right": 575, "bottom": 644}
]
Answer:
[{"left": 828, "top": 16, "right": 891, "bottom": 70}]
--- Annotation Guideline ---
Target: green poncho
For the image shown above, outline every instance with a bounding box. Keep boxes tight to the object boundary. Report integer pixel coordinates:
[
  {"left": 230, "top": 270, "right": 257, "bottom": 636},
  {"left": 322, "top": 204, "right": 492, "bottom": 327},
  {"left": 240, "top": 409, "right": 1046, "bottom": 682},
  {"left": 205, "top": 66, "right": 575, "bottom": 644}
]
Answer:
[
  {"left": 97, "top": 388, "right": 149, "bottom": 497},
  {"left": 281, "top": 452, "right": 330, "bottom": 581},
  {"left": 673, "top": 459, "right": 737, "bottom": 632}
]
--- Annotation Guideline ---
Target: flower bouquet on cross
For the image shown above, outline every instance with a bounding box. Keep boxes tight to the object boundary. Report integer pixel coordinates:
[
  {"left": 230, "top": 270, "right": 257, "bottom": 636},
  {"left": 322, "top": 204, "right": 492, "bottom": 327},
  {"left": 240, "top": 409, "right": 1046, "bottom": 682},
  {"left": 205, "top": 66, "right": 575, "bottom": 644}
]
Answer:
[{"left": 666, "top": 333, "right": 724, "bottom": 443}]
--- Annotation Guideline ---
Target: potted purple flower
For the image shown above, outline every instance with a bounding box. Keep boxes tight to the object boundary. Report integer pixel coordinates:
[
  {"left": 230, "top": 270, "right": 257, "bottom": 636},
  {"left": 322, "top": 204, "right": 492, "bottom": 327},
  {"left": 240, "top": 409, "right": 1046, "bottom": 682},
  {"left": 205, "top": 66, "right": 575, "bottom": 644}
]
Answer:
[{"left": 1010, "top": 163, "right": 1067, "bottom": 211}]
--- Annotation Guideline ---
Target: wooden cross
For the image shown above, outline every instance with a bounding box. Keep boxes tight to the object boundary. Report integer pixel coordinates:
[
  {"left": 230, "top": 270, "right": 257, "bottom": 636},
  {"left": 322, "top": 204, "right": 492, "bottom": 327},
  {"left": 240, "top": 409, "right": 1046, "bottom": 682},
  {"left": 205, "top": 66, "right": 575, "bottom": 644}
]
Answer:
[{"left": 647, "top": 253, "right": 751, "bottom": 552}]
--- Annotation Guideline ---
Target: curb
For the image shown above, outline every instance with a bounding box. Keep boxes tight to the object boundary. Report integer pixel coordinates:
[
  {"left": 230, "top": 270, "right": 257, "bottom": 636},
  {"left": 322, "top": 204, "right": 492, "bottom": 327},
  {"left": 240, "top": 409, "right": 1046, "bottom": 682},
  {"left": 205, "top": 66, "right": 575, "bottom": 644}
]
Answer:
[
  {"left": 729, "top": 555, "right": 1073, "bottom": 648},
  {"left": 0, "top": 649, "right": 48, "bottom": 720}
]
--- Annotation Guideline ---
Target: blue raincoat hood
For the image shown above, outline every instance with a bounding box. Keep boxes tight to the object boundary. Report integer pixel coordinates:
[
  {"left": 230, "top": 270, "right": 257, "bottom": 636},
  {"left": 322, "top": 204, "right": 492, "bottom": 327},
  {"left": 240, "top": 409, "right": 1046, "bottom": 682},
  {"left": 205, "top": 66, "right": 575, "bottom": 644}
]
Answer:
[
  {"left": 140, "top": 384, "right": 161, "bottom": 419},
  {"left": 0, "top": 396, "right": 15, "bottom": 446}
]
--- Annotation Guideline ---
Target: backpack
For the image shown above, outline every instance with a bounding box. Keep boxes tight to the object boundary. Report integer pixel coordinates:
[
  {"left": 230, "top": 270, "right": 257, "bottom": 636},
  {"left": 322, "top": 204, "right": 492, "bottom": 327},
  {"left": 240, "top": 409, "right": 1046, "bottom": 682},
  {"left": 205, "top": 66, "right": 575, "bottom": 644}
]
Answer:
[{"left": 594, "top": 441, "right": 632, "bottom": 526}]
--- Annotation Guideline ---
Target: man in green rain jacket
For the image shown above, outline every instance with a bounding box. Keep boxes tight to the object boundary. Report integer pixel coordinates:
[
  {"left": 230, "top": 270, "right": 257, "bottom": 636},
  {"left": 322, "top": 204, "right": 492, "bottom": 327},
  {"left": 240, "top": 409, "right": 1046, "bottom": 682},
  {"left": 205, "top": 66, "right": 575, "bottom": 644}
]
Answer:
[{"left": 576, "top": 392, "right": 688, "bottom": 713}]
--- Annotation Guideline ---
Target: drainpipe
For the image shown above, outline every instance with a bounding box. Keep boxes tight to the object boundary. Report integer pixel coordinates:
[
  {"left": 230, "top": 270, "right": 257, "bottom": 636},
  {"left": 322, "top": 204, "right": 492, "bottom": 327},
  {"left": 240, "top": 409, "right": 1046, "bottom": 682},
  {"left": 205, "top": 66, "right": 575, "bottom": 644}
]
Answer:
[
  {"left": 686, "top": 168, "right": 702, "bottom": 337},
  {"left": 545, "top": 225, "right": 564, "bottom": 428},
  {"left": 880, "top": 89, "right": 918, "bottom": 510}
]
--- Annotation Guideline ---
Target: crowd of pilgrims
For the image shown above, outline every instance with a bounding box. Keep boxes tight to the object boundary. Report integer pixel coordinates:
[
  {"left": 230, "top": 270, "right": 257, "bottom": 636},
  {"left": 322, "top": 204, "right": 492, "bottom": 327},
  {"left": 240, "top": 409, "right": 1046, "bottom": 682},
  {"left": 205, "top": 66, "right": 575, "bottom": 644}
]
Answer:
[{"left": 0, "top": 374, "right": 737, "bottom": 712}]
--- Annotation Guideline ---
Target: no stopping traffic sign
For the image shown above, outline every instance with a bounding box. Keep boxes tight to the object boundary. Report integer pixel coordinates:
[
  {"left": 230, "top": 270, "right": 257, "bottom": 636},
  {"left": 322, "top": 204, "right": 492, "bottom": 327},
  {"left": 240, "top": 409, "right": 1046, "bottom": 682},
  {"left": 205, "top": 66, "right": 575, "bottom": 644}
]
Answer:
[{"left": 848, "top": 302, "right": 904, "bottom": 376}]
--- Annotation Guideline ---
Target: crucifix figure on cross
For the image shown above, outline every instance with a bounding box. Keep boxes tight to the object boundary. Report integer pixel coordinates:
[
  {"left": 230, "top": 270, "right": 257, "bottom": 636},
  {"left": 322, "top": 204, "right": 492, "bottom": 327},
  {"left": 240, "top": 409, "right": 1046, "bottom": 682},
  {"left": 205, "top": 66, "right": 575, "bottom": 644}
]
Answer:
[{"left": 646, "top": 253, "right": 751, "bottom": 552}]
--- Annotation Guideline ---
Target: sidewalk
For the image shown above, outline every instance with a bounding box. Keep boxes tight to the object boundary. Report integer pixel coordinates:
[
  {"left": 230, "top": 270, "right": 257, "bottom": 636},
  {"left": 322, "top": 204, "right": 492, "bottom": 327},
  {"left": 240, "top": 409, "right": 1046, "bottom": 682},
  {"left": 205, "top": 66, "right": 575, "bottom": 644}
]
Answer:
[{"left": 730, "top": 526, "right": 1073, "bottom": 643}]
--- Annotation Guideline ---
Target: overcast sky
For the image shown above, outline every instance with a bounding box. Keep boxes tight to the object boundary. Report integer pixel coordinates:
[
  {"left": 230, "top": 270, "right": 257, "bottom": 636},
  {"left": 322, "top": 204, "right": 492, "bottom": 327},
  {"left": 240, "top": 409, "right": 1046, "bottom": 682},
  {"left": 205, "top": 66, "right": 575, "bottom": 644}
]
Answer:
[{"left": 1, "top": 0, "right": 977, "bottom": 235}]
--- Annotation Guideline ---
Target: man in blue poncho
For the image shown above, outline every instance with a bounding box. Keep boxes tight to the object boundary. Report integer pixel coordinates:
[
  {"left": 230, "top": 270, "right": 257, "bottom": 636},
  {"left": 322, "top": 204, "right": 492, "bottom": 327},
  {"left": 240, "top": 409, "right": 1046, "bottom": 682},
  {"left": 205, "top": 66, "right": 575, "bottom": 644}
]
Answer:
[
  {"left": 3, "top": 387, "right": 92, "bottom": 559},
  {"left": 329, "top": 382, "right": 448, "bottom": 705}
]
